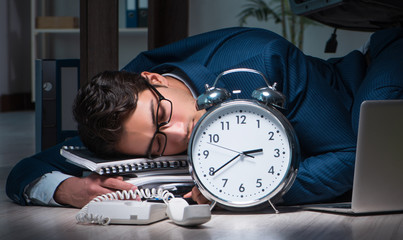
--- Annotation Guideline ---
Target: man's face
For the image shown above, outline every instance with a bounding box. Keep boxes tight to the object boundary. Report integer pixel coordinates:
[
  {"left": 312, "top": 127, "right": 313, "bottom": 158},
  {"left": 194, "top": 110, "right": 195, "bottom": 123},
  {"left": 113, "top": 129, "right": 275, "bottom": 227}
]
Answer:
[{"left": 116, "top": 77, "right": 206, "bottom": 156}]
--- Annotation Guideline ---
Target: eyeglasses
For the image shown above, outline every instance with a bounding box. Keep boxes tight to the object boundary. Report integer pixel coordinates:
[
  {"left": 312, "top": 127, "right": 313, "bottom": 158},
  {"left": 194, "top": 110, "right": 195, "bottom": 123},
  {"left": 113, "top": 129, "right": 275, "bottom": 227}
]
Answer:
[{"left": 144, "top": 82, "right": 173, "bottom": 159}]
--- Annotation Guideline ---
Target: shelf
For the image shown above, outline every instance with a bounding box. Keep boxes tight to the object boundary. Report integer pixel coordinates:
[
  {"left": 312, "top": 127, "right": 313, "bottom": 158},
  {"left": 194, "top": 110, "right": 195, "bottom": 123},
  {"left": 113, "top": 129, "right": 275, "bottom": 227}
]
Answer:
[
  {"left": 30, "top": 0, "right": 149, "bottom": 101},
  {"left": 33, "top": 28, "right": 147, "bottom": 34},
  {"left": 34, "top": 28, "right": 79, "bottom": 34},
  {"left": 118, "top": 28, "right": 148, "bottom": 33}
]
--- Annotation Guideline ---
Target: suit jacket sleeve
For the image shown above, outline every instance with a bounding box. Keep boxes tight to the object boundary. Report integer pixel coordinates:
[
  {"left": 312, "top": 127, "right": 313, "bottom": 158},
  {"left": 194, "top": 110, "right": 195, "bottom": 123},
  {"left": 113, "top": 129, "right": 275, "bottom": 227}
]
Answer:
[{"left": 6, "top": 136, "right": 84, "bottom": 205}]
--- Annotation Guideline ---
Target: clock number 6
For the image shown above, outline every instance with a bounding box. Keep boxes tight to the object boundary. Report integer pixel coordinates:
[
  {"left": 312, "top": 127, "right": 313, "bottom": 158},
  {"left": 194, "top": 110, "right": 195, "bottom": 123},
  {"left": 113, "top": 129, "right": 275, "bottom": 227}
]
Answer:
[{"left": 239, "top": 184, "right": 245, "bottom": 192}]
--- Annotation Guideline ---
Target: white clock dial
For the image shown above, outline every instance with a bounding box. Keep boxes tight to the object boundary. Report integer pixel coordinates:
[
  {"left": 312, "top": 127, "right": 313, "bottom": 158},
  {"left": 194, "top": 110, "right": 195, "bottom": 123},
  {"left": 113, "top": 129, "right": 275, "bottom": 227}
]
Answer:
[{"left": 188, "top": 100, "right": 298, "bottom": 208}]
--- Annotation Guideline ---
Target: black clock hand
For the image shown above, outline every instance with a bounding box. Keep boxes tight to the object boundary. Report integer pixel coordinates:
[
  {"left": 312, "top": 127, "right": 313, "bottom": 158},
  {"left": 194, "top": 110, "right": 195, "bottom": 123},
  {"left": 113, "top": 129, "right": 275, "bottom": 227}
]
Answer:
[
  {"left": 212, "top": 153, "right": 241, "bottom": 176},
  {"left": 242, "top": 148, "right": 263, "bottom": 155},
  {"left": 212, "top": 148, "right": 263, "bottom": 176},
  {"left": 207, "top": 142, "right": 255, "bottom": 158}
]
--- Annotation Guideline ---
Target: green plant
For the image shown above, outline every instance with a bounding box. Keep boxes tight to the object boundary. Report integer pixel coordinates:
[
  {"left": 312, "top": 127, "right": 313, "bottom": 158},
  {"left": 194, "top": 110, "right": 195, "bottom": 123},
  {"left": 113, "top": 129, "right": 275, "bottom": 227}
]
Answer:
[{"left": 238, "top": 0, "right": 316, "bottom": 50}]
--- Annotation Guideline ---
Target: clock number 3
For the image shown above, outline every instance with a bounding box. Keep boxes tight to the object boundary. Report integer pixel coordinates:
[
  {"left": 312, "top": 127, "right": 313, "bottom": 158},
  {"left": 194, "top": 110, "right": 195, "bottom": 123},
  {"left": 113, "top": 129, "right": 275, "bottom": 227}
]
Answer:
[{"left": 274, "top": 148, "right": 280, "bottom": 157}]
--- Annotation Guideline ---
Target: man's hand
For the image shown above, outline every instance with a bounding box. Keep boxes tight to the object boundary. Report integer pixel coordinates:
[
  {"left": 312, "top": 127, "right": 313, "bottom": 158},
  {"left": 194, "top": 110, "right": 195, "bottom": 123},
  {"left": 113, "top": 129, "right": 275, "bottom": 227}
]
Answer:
[
  {"left": 54, "top": 173, "right": 136, "bottom": 208},
  {"left": 183, "top": 186, "right": 210, "bottom": 204}
]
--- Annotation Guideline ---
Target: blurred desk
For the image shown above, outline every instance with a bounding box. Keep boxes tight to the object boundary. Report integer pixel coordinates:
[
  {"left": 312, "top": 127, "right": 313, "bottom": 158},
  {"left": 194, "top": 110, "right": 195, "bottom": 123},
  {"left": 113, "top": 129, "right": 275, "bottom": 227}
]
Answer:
[{"left": 1, "top": 198, "right": 403, "bottom": 240}]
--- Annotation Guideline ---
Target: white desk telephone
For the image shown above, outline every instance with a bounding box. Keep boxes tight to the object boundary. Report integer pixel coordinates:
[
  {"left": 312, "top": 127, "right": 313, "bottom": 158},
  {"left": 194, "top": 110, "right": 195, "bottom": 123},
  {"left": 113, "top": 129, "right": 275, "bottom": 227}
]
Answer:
[{"left": 76, "top": 188, "right": 211, "bottom": 227}]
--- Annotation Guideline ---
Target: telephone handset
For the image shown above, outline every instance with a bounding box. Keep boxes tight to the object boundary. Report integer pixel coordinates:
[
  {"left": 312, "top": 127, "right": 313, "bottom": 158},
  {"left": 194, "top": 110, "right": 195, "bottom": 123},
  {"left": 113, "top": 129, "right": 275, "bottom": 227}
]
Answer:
[{"left": 76, "top": 188, "right": 211, "bottom": 226}]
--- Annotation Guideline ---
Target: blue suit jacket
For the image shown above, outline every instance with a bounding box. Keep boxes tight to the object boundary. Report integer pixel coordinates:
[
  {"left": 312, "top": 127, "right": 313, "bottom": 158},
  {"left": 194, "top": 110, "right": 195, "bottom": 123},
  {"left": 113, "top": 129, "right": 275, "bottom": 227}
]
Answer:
[{"left": 7, "top": 27, "right": 403, "bottom": 205}]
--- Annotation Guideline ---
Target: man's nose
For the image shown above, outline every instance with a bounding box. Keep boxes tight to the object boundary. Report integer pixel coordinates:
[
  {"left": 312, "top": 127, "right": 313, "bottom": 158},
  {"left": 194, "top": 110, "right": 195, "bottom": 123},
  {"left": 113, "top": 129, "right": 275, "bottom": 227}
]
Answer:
[{"left": 160, "top": 122, "right": 187, "bottom": 142}]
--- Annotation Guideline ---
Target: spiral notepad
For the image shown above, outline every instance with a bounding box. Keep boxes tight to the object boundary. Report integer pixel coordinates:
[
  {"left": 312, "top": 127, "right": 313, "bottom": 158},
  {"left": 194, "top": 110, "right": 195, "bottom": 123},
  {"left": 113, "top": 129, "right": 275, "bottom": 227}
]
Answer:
[{"left": 60, "top": 146, "right": 189, "bottom": 176}]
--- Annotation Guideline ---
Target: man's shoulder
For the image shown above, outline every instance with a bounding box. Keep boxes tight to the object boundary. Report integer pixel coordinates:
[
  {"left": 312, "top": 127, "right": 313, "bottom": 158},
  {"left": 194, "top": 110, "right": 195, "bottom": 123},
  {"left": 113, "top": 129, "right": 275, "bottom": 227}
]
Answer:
[
  {"left": 369, "top": 27, "right": 403, "bottom": 58},
  {"left": 201, "top": 27, "right": 280, "bottom": 38}
]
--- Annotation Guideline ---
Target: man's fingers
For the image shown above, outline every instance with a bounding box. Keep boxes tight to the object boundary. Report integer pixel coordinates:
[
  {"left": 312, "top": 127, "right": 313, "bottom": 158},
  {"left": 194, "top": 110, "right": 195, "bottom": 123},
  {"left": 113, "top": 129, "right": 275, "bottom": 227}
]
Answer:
[
  {"left": 184, "top": 186, "right": 210, "bottom": 204},
  {"left": 183, "top": 191, "right": 192, "bottom": 198},
  {"left": 86, "top": 173, "right": 136, "bottom": 191},
  {"left": 88, "top": 185, "right": 114, "bottom": 199},
  {"left": 100, "top": 176, "right": 137, "bottom": 191},
  {"left": 112, "top": 175, "right": 124, "bottom": 181}
]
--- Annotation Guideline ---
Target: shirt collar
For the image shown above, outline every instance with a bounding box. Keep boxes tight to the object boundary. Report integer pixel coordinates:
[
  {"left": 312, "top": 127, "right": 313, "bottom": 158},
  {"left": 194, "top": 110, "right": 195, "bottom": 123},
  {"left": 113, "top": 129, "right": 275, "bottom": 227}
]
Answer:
[{"left": 162, "top": 70, "right": 198, "bottom": 99}]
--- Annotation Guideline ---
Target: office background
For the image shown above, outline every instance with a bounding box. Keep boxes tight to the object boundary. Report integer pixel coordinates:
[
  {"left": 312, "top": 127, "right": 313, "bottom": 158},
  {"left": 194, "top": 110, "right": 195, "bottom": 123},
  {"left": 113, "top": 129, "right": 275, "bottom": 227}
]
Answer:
[
  {"left": 0, "top": 0, "right": 372, "bottom": 175},
  {"left": 0, "top": 0, "right": 372, "bottom": 112}
]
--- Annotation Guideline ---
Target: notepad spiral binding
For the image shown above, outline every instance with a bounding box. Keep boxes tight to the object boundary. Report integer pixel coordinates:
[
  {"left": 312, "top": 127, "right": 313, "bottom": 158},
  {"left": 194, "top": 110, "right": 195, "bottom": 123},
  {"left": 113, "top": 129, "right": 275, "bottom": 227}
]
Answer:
[
  {"left": 99, "top": 159, "right": 188, "bottom": 175},
  {"left": 61, "top": 145, "right": 189, "bottom": 176}
]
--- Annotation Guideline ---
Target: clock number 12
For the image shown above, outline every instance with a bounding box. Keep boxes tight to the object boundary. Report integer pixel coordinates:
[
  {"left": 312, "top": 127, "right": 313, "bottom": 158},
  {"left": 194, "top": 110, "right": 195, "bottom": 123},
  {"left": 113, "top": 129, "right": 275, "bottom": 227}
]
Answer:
[{"left": 236, "top": 115, "right": 246, "bottom": 124}]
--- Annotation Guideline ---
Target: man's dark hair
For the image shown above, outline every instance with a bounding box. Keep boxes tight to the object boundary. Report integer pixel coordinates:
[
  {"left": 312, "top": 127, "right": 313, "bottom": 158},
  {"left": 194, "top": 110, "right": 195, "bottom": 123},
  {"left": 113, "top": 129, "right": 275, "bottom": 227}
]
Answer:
[{"left": 73, "top": 71, "right": 149, "bottom": 157}]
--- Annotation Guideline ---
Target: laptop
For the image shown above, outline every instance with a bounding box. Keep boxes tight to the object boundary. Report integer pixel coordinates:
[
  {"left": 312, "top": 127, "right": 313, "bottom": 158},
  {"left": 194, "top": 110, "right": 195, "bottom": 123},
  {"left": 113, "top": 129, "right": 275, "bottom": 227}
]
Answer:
[{"left": 304, "top": 100, "right": 403, "bottom": 214}]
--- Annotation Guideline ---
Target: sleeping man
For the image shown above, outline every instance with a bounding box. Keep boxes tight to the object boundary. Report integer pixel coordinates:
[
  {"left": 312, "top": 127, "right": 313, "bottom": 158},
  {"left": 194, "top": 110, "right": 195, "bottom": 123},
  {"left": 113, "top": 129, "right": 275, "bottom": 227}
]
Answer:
[{"left": 6, "top": 27, "right": 403, "bottom": 208}]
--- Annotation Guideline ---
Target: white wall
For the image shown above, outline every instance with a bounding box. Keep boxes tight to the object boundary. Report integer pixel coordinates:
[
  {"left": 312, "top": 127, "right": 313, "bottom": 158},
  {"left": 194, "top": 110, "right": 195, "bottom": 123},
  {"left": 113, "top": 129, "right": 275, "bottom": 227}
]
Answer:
[
  {"left": 0, "top": 0, "right": 31, "bottom": 97},
  {"left": 189, "top": 0, "right": 373, "bottom": 60},
  {"left": 0, "top": 0, "right": 8, "bottom": 97}
]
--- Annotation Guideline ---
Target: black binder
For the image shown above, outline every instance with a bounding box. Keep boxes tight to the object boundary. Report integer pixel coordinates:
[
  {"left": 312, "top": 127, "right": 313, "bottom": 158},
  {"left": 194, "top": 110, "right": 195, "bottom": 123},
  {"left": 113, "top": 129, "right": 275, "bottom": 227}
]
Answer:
[
  {"left": 35, "top": 59, "right": 80, "bottom": 152},
  {"left": 137, "top": 0, "right": 148, "bottom": 28}
]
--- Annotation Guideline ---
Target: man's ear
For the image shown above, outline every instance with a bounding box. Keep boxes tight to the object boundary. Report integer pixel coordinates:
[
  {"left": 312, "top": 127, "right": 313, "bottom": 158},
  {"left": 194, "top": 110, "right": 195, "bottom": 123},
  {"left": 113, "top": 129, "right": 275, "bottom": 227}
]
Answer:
[{"left": 141, "top": 71, "right": 169, "bottom": 87}]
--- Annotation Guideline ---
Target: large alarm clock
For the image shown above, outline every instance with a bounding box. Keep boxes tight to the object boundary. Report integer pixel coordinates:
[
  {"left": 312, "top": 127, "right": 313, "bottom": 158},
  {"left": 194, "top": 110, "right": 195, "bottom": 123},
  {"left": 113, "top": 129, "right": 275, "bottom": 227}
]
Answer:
[{"left": 187, "top": 68, "right": 300, "bottom": 212}]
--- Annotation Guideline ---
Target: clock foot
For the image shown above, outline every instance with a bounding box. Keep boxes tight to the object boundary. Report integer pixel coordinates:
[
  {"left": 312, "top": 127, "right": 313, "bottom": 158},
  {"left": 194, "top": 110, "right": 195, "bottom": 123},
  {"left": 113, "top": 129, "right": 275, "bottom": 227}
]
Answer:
[
  {"left": 268, "top": 199, "right": 279, "bottom": 214},
  {"left": 209, "top": 201, "right": 217, "bottom": 211}
]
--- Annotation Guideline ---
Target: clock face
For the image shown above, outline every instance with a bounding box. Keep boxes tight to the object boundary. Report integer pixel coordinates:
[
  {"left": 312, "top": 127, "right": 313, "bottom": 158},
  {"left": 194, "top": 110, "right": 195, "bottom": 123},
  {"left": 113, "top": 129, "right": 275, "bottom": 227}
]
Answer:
[{"left": 188, "top": 100, "right": 298, "bottom": 208}]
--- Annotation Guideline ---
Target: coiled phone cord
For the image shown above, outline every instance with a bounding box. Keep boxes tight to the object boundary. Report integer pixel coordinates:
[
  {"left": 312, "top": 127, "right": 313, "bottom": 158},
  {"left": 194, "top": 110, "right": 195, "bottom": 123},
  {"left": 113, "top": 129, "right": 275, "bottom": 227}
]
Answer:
[{"left": 76, "top": 188, "right": 174, "bottom": 225}]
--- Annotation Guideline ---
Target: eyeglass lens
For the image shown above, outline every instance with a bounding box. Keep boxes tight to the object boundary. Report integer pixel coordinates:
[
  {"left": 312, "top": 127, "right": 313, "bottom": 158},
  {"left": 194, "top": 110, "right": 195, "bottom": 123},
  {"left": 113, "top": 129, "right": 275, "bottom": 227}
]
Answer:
[{"left": 148, "top": 98, "right": 172, "bottom": 157}]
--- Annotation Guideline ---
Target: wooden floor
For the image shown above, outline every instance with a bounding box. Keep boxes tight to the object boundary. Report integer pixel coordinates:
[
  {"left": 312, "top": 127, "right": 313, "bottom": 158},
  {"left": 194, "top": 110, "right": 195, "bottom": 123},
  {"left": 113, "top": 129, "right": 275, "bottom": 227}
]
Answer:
[
  {"left": 0, "top": 111, "right": 35, "bottom": 201},
  {"left": 0, "top": 111, "right": 35, "bottom": 165}
]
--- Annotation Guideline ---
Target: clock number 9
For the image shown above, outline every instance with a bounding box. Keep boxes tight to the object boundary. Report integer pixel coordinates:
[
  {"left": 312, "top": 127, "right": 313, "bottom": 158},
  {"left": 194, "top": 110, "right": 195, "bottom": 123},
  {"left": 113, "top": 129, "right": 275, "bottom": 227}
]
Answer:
[{"left": 203, "top": 150, "right": 209, "bottom": 159}]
